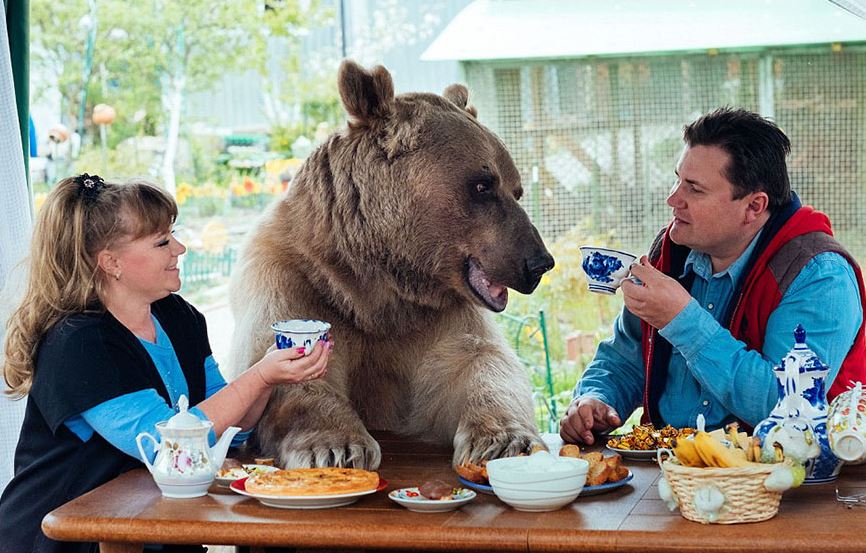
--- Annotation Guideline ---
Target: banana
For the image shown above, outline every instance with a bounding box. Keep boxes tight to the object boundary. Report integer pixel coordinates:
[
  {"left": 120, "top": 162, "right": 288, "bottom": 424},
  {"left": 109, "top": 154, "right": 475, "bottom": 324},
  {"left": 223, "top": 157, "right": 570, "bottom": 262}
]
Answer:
[
  {"left": 724, "top": 422, "right": 751, "bottom": 450},
  {"left": 693, "top": 431, "right": 753, "bottom": 468},
  {"left": 747, "top": 436, "right": 763, "bottom": 463},
  {"left": 725, "top": 422, "right": 741, "bottom": 448},
  {"left": 773, "top": 442, "right": 785, "bottom": 463},
  {"left": 672, "top": 436, "right": 706, "bottom": 468}
]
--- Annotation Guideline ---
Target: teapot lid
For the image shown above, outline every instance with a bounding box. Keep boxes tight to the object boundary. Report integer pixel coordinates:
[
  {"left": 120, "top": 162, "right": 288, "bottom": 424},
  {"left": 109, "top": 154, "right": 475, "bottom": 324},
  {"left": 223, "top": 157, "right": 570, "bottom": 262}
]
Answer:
[
  {"left": 788, "top": 324, "right": 828, "bottom": 372},
  {"left": 793, "top": 324, "right": 808, "bottom": 350},
  {"left": 164, "top": 396, "right": 204, "bottom": 429}
]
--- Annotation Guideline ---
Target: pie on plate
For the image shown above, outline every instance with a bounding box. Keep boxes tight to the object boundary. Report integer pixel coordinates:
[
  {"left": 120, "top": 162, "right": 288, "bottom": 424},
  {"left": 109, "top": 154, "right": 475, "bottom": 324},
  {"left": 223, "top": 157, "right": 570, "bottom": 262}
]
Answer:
[{"left": 244, "top": 467, "right": 380, "bottom": 496}]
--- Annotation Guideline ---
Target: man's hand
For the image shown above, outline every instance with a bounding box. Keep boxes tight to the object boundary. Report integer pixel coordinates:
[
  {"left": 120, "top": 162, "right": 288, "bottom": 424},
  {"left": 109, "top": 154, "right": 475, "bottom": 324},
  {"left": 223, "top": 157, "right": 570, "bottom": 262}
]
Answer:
[
  {"left": 620, "top": 256, "right": 691, "bottom": 329},
  {"left": 559, "top": 397, "right": 621, "bottom": 445}
]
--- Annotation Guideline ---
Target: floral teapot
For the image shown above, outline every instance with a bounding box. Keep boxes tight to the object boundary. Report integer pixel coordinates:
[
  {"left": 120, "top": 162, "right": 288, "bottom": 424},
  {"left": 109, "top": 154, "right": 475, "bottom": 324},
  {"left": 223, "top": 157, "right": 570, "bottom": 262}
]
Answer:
[
  {"left": 753, "top": 325, "right": 842, "bottom": 484},
  {"left": 136, "top": 395, "right": 240, "bottom": 498}
]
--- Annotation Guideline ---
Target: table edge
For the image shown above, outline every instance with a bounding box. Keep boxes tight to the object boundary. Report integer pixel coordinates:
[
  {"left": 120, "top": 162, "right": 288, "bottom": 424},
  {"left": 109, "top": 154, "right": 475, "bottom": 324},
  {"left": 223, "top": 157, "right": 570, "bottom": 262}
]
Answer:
[{"left": 43, "top": 513, "right": 533, "bottom": 550}]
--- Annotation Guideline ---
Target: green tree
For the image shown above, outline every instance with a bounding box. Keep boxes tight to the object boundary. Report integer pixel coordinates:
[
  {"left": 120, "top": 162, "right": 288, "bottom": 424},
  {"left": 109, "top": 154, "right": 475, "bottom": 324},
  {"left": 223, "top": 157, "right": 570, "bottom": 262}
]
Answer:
[
  {"left": 31, "top": 0, "right": 99, "bottom": 138},
  {"left": 103, "top": 0, "right": 275, "bottom": 195},
  {"left": 262, "top": 0, "right": 443, "bottom": 155},
  {"left": 31, "top": 0, "right": 326, "bottom": 193}
]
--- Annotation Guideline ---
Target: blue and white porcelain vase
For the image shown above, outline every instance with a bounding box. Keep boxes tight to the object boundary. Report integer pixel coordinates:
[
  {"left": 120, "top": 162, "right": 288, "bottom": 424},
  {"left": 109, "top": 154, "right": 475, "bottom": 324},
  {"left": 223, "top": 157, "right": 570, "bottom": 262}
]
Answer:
[{"left": 754, "top": 325, "right": 842, "bottom": 484}]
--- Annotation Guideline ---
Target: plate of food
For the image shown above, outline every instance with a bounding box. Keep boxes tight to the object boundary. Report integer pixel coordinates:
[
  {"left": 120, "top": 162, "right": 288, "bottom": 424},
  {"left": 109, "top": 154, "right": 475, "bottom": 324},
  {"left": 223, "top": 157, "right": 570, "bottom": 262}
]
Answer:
[
  {"left": 456, "top": 475, "right": 494, "bottom": 495},
  {"left": 389, "top": 481, "right": 476, "bottom": 513},
  {"left": 604, "top": 447, "right": 660, "bottom": 461},
  {"left": 605, "top": 424, "right": 695, "bottom": 461},
  {"left": 558, "top": 446, "right": 634, "bottom": 495},
  {"left": 214, "top": 461, "right": 279, "bottom": 487},
  {"left": 580, "top": 469, "right": 634, "bottom": 496},
  {"left": 455, "top": 460, "right": 496, "bottom": 495},
  {"left": 230, "top": 467, "right": 385, "bottom": 509}
]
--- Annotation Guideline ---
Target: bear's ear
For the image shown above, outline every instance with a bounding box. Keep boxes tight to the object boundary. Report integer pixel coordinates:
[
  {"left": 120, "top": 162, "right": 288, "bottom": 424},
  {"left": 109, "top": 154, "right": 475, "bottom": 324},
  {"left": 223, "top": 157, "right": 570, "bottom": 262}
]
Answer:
[
  {"left": 443, "top": 84, "right": 478, "bottom": 119},
  {"left": 338, "top": 60, "right": 395, "bottom": 126}
]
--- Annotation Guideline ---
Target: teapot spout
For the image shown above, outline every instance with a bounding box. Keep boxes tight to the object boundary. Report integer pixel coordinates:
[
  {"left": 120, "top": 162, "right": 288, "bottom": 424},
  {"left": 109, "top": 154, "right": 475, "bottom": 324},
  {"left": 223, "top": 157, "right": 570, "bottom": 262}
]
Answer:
[{"left": 210, "top": 426, "right": 242, "bottom": 471}]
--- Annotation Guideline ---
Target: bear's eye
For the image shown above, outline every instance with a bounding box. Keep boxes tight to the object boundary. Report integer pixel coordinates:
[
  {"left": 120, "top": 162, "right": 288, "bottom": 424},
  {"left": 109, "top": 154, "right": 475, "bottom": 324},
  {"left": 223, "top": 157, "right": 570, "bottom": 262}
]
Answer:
[{"left": 468, "top": 175, "right": 496, "bottom": 201}]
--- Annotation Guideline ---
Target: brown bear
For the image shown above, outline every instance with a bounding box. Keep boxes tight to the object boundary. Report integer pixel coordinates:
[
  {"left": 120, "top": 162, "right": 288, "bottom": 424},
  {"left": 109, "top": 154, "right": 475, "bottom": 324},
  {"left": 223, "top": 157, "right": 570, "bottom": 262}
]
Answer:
[{"left": 228, "top": 60, "right": 555, "bottom": 470}]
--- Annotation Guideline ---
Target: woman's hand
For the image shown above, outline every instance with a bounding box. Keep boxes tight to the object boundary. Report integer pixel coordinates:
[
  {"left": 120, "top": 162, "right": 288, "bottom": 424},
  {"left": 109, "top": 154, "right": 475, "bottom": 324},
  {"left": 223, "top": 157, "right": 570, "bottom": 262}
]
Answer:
[{"left": 254, "top": 340, "right": 331, "bottom": 385}]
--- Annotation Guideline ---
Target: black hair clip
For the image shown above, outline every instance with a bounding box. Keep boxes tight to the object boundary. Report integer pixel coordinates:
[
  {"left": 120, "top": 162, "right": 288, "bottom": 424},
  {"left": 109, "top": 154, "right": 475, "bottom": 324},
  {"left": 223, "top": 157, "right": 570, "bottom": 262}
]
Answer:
[{"left": 75, "top": 173, "right": 105, "bottom": 205}]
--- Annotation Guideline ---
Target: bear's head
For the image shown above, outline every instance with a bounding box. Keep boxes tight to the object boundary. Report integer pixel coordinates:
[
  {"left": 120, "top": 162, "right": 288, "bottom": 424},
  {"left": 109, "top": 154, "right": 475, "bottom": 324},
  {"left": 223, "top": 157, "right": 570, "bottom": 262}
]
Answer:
[{"left": 307, "top": 61, "right": 554, "bottom": 314}]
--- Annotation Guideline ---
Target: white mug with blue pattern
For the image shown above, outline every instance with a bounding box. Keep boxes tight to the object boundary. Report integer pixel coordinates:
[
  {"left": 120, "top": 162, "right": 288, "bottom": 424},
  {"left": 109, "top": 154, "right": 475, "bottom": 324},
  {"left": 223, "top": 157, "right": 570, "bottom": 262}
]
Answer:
[
  {"left": 271, "top": 319, "right": 331, "bottom": 355},
  {"left": 579, "top": 246, "right": 637, "bottom": 295}
]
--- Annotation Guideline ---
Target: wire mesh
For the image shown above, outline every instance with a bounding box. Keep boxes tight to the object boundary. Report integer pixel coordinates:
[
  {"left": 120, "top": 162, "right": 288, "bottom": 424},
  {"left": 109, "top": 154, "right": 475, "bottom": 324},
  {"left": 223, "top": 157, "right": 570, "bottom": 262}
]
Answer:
[{"left": 464, "top": 46, "right": 866, "bottom": 262}]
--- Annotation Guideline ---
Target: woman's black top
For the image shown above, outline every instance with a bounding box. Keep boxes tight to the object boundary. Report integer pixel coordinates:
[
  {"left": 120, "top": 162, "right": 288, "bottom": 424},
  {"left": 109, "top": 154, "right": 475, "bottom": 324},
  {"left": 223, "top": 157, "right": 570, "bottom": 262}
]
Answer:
[{"left": 0, "top": 294, "right": 210, "bottom": 553}]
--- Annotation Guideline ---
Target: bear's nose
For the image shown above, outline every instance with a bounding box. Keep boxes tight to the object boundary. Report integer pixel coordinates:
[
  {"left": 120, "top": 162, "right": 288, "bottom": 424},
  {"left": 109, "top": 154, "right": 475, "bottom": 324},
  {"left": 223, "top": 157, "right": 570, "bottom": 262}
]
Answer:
[{"left": 526, "top": 252, "right": 555, "bottom": 280}]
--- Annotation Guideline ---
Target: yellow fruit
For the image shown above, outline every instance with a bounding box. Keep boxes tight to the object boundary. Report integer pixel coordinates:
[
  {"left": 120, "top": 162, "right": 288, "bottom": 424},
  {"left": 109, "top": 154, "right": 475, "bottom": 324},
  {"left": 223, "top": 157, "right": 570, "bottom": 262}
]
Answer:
[
  {"left": 693, "top": 431, "right": 752, "bottom": 468},
  {"left": 725, "top": 422, "right": 751, "bottom": 450},
  {"left": 672, "top": 436, "right": 706, "bottom": 468},
  {"left": 725, "top": 422, "right": 741, "bottom": 447},
  {"left": 748, "top": 435, "right": 763, "bottom": 463}
]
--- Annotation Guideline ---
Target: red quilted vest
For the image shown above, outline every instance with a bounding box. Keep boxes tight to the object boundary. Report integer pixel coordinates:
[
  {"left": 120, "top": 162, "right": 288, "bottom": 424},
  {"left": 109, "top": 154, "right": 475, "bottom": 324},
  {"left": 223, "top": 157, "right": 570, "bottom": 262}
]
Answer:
[{"left": 640, "top": 207, "right": 866, "bottom": 425}]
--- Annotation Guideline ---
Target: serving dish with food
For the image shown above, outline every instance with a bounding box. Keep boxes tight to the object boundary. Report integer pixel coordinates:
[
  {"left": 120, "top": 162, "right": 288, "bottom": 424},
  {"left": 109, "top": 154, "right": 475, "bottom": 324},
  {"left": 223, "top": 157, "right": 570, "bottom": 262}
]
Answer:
[
  {"left": 388, "top": 480, "right": 476, "bottom": 512},
  {"left": 455, "top": 446, "right": 634, "bottom": 498},
  {"left": 230, "top": 467, "right": 384, "bottom": 509},
  {"left": 456, "top": 475, "right": 494, "bottom": 495},
  {"left": 606, "top": 424, "right": 696, "bottom": 460}
]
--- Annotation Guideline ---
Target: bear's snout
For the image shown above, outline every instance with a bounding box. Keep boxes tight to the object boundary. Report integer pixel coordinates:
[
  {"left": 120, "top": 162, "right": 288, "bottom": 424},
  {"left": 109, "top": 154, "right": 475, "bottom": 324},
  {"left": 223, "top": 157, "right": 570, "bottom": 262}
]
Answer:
[{"left": 521, "top": 250, "right": 555, "bottom": 293}]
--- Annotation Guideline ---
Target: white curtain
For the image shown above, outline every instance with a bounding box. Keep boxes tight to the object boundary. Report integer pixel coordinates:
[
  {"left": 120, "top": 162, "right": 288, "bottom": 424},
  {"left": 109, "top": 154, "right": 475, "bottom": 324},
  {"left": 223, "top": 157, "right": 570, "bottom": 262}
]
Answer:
[{"left": 0, "top": 12, "right": 33, "bottom": 493}]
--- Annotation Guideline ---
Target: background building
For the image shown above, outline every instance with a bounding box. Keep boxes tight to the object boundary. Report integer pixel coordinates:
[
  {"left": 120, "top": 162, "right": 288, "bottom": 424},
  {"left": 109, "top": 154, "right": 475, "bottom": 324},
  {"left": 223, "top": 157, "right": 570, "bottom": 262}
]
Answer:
[{"left": 423, "top": 0, "right": 866, "bottom": 258}]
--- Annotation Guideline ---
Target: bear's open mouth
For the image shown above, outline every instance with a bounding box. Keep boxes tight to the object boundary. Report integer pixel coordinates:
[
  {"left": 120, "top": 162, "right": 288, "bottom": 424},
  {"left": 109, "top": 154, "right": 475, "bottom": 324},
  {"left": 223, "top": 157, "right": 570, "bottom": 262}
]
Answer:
[{"left": 465, "top": 256, "right": 508, "bottom": 312}]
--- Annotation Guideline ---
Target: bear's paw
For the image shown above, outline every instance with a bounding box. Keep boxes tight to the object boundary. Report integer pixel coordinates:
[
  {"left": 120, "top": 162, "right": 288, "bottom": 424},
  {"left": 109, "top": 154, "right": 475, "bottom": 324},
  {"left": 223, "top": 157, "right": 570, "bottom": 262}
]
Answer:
[
  {"left": 453, "top": 424, "right": 545, "bottom": 466},
  {"left": 275, "top": 429, "right": 382, "bottom": 470}
]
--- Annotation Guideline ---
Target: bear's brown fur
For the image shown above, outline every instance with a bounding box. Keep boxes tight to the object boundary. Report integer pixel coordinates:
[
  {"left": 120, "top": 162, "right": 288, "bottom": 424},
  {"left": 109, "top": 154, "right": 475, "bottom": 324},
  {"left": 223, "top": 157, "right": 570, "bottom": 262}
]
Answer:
[{"left": 228, "top": 61, "right": 555, "bottom": 469}]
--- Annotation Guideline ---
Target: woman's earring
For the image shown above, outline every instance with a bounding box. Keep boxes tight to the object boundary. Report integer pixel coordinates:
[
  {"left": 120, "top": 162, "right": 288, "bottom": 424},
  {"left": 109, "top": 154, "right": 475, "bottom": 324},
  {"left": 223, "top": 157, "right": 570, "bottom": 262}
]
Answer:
[{"left": 114, "top": 271, "right": 121, "bottom": 281}]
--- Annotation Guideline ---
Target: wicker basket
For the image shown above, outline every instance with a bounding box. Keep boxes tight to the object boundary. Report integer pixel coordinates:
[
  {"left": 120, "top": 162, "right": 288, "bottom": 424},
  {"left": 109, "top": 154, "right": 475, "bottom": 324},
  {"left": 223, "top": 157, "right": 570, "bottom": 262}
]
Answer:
[{"left": 659, "top": 455, "right": 791, "bottom": 524}]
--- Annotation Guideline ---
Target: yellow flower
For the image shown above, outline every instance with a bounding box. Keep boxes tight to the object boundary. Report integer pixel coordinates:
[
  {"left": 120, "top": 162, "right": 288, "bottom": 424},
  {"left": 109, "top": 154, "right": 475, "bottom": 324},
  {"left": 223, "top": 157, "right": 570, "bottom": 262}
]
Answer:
[
  {"left": 34, "top": 192, "right": 48, "bottom": 213},
  {"left": 176, "top": 182, "right": 194, "bottom": 206}
]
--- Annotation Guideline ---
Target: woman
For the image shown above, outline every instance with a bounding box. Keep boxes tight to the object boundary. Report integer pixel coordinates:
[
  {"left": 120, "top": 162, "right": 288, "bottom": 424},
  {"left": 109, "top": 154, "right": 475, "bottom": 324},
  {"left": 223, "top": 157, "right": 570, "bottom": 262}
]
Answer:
[{"left": 0, "top": 174, "right": 331, "bottom": 553}]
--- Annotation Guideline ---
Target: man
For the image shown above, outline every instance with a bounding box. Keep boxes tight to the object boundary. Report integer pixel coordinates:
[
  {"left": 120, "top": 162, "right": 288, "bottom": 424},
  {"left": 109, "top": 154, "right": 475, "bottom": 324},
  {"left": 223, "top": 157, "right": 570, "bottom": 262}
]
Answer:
[{"left": 561, "top": 107, "right": 866, "bottom": 445}]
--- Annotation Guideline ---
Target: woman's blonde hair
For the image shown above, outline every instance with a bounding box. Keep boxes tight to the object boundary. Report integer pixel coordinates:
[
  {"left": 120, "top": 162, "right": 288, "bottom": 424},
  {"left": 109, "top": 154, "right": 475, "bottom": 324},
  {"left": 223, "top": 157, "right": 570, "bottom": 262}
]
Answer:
[{"left": 3, "top": 175, "right": 177, "bottom": 397}]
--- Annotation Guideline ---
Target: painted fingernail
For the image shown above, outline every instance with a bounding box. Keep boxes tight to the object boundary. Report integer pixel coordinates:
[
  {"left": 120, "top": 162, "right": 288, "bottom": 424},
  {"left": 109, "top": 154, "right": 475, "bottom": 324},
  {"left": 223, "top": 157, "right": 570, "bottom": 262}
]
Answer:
[{"left": 296, "top": 347, "right": 305, "bottom": 354}]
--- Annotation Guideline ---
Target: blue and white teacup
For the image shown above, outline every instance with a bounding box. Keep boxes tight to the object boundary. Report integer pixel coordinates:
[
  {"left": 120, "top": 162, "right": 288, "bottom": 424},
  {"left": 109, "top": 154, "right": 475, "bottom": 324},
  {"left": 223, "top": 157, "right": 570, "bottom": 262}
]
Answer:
[
  {"left": 579, "top": 246, "right": 637, "bottom": 295},
  {"left": 271, "top": 319, "right": 331, "bottom": 355}
]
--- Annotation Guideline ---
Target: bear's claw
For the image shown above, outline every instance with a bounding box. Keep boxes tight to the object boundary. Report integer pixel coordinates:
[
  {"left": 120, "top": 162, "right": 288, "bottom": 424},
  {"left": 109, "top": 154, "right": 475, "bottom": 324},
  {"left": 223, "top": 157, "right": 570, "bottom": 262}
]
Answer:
[
  {"left": 453, "top": 425, "right": 545, "bottom": 466},
  {"left": 276, "top": 431, "right": 382, "bottom": 470}
]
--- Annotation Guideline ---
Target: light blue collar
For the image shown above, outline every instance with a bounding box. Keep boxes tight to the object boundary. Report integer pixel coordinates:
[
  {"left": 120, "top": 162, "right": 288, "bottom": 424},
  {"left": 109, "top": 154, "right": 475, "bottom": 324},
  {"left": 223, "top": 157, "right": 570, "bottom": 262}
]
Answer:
[
  {"left": 137, "top": 315, "right": 172, "bottom": 349},
  {"left": 680, "top": 228, "right": 764, "bottom": 283}
]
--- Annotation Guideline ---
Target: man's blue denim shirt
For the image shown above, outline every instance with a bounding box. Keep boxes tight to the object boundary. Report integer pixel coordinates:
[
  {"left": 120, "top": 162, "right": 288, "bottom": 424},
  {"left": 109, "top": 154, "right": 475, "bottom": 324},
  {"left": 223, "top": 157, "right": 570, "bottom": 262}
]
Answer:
[{"left": 576, "top": 231, "right": 862, "bottom": 429}]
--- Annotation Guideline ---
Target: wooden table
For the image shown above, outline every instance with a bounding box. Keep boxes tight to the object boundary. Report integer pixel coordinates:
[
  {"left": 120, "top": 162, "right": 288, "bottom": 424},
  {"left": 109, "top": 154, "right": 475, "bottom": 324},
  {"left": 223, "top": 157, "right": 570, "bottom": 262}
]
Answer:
[{"left": 43, "top": 432, "right": 866, "bottom": 553}]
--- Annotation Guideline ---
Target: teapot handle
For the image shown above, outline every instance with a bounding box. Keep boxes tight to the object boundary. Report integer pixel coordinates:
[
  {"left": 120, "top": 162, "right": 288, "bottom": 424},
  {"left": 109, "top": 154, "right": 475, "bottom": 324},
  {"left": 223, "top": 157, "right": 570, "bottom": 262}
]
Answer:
[{"left": 136, "top": 432, "right": 158, "bottom": 474}]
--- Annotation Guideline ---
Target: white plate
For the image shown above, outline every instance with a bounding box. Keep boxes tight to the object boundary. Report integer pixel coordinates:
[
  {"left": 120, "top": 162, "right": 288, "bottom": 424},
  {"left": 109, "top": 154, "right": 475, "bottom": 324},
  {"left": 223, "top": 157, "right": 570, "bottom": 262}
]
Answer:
[
  {"left": 388, "top": 487, "right": 476, "bottom": 512},
  {"left": 605, "top": 446, "right": 659, "bottom": 461},
  {"left": 230, "top": 477, "right": 385, "bottom": 509},
  {"left": 214, "top": 464, "right": 278, "bottom": 487}
]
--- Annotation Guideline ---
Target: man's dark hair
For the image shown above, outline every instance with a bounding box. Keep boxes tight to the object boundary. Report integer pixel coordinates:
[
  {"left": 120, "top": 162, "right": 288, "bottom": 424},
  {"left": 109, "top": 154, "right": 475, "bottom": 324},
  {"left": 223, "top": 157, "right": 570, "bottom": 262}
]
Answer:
[{"left": 683, "top": 107, "right": 792, "bottom": 211}]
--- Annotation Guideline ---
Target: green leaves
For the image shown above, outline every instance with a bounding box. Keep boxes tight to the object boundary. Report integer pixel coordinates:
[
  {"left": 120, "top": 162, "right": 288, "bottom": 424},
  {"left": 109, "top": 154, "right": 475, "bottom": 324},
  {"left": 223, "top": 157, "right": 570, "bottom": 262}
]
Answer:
[{"left": 30, "top": 0, "right": 330, "bottom": 148}]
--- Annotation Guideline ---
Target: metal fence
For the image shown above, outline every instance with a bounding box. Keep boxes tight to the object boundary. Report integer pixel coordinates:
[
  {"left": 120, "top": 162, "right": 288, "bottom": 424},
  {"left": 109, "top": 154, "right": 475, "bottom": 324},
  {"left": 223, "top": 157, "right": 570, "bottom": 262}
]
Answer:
[
  {"left": 463, "top": 46, "right": 866, "bottom": 261},
  {"left": 496, "top": 310, "right": 561, "bottom": 432},
  {"left": 181, "top": 248, "right": 237, "bottom": 285}
]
